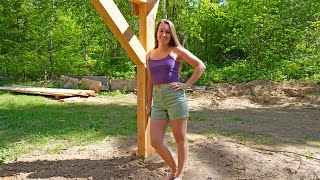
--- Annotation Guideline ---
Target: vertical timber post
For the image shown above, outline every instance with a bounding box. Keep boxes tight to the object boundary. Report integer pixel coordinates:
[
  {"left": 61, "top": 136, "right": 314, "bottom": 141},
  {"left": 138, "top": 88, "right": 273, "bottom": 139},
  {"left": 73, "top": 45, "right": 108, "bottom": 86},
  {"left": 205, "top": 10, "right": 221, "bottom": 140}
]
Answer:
[
  {"left": 134, "top": 0, "right": 159, "bottom": 158},
  {"left": 90, "top": 0, "right": 159, "bottom": 158}
]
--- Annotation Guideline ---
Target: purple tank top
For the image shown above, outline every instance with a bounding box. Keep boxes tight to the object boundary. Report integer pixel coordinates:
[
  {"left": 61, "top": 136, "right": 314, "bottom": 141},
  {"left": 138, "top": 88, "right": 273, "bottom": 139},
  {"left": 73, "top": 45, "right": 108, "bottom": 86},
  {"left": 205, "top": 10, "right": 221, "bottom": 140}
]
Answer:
[{"left": 148, "top": 54, "right": 180, "bottom": 84}]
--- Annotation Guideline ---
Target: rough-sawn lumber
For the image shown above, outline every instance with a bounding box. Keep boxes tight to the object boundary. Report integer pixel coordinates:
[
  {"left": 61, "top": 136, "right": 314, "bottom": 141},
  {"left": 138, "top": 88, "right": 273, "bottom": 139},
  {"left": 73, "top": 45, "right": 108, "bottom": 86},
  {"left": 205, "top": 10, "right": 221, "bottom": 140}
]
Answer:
[{"left": 0, "top": 86, "right": 96, "bottom": 99}]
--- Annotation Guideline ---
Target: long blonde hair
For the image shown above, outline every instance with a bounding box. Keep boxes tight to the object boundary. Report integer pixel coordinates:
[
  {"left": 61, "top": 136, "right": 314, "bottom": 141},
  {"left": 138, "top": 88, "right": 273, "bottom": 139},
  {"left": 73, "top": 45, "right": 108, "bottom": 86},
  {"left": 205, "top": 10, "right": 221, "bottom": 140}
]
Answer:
[{"left": 154, "top": 19, "right": 181, "bottom": 48}]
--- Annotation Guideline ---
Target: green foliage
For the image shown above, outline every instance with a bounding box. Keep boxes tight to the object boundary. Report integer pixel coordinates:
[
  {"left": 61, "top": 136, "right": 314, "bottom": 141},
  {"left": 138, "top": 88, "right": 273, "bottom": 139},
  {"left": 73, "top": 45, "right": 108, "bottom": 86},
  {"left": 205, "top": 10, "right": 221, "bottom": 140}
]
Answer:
[
  {"left": 100, "top": 90, "right": 123, "bottom": 96},
  {"left": 0, "top": 0, "right": 319, "bottom": 83}
]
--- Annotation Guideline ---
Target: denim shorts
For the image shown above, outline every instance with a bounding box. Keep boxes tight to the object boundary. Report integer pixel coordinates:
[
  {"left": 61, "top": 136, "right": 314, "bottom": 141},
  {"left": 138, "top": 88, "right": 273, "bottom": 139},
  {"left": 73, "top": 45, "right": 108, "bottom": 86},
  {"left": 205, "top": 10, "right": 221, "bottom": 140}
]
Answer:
[{"left": 151, "top": 85, "right": 189, "bottom": 120}]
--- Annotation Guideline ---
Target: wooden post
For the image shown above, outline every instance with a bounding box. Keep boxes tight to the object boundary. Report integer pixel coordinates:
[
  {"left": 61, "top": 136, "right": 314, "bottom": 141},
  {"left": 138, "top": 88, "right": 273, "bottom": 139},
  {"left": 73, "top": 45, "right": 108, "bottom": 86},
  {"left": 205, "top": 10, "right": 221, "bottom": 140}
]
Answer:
[
  {"left": 136, "top": 0, "right": 159, "bottom": 158},
  {"left": 89, "top": 0, "right": 159, "bottom": 158}
]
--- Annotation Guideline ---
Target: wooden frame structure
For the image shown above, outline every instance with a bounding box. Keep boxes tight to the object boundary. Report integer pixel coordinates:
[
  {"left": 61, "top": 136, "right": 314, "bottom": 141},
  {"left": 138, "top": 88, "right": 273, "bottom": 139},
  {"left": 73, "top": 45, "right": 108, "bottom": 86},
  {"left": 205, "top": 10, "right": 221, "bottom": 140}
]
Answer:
[{"left": 89, "top": 0, "right": 159, "bottom": 158}]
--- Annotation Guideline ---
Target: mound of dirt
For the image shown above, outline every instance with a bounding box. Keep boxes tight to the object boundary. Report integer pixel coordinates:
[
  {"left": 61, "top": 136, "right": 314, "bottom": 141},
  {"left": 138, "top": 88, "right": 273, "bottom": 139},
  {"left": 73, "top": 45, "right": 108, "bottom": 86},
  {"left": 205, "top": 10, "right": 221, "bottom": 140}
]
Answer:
[{"left": 188, "top": 80, "right": 320, "bottom": 108}]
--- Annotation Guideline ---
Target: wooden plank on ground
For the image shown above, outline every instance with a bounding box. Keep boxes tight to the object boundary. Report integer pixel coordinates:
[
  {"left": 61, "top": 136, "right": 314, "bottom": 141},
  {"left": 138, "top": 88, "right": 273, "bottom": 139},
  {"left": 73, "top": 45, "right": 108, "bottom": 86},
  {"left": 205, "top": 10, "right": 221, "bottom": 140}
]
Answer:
[{"left": 0, "top": 86, "right": 96, "bottom": 98}]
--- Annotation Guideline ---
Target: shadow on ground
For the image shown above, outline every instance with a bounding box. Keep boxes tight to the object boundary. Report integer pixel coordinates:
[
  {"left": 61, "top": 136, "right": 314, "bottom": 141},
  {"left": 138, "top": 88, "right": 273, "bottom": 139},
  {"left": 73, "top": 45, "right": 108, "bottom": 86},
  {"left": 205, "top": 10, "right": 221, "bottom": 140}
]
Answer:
[
  {"left": 0, "top": 156, "right": 167, "bottom": 180},
  {"left": 189, "top": 106, "right": 320, "bottom": 144}
]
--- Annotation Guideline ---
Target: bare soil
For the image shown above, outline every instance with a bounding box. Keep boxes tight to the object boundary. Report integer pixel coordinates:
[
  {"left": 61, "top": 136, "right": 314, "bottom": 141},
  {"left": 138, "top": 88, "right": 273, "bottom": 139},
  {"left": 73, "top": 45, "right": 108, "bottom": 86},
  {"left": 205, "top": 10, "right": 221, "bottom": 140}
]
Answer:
[{"left": 1, "top": 80, "right": 320, "bottom": 180}]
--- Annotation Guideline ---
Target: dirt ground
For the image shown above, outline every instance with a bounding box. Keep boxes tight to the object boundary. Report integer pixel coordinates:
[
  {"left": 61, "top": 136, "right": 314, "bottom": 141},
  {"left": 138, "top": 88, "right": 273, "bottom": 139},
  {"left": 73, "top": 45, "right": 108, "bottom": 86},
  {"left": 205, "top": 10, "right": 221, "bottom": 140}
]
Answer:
[{"left": 1, "top": 80, "right": 320, "bottom": 180}]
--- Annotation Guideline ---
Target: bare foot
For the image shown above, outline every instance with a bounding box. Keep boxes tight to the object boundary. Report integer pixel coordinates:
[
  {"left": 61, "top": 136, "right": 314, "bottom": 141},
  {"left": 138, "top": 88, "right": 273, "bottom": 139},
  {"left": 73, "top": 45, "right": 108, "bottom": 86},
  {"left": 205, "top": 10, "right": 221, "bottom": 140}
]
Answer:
[
  {"left": 173, "top": 178, "right": 182, "bottom": 180},
  {"left": 164, "top": 172, "right": 175, "bottom": 180},
  {"left": 173, "top": 174, "right": 183, "bottom": 180}
]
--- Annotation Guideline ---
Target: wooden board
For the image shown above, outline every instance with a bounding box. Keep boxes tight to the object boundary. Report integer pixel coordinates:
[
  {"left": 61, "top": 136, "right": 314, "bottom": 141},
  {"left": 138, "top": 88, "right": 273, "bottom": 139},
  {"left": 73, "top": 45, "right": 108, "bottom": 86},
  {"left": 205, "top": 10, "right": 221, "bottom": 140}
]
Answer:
[{"left": 0, "top": 86, "right": 96, "bottom": 99}]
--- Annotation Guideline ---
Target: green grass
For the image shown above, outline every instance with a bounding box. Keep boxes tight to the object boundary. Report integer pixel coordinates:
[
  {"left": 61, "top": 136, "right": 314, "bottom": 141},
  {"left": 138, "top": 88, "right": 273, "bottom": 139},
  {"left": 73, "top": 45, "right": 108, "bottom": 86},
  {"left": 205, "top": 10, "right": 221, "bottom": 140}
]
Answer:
[
  {"left": 0, "top": 91, "right": 137, "bottom": 163},
  {"left": 189, "top": 111, "right": 211, "bottom": 121},
  {"left": 223, "top": 115, "right": 249, "bottom": 124}
]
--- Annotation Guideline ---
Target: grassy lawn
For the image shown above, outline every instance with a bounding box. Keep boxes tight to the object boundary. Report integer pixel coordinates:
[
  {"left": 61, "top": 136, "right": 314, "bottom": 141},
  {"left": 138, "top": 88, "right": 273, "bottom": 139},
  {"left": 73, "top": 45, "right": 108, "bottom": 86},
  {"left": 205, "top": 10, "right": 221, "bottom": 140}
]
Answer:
[
  {"left": 1, "top": 86, "right": 319, "bottom": 165},
  {"left": 0, "top": 91, "right": 137, "bottom": 163}
]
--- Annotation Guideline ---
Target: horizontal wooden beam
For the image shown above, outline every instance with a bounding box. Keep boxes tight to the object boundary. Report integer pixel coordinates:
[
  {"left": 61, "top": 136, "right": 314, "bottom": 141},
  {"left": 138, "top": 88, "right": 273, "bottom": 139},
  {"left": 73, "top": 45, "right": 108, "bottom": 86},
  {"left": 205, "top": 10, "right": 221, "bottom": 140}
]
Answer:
[
  {"left": 129, "top": 0, "right": 147, "bottom": 4},
  {"left": 90, "top": 0, "right": 146, "bottom": 65}
]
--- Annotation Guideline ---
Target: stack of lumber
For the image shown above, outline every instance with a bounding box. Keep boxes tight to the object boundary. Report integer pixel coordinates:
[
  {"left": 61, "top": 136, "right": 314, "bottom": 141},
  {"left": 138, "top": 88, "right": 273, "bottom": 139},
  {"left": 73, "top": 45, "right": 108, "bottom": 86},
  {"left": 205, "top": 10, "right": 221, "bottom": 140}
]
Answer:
[{"left": 0, "top": 86, "right": 96, "bottom": 99}]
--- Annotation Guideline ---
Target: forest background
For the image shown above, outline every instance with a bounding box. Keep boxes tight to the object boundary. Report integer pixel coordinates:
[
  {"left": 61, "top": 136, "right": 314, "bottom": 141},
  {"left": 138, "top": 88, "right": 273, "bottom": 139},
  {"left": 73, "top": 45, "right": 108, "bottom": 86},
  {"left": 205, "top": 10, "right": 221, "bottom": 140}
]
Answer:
[{"left": 0, "top": 0, "right": 319, "bottom": 86}]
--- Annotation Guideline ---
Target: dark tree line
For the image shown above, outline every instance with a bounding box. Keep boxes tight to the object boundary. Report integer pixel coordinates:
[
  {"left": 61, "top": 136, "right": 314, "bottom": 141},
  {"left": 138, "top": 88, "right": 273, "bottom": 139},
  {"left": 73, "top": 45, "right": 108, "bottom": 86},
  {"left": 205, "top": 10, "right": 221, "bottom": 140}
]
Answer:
[{"left": 0, "top": 0, "right": 319, "bottom": 85}]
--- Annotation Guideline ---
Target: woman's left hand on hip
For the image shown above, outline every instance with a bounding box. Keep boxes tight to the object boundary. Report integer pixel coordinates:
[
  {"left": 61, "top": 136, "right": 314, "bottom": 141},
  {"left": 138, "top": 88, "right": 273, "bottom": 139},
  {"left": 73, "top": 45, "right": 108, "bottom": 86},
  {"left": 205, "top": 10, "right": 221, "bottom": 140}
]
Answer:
[{"left": 170, "top": 82, "right": 189, "bottom": 91}]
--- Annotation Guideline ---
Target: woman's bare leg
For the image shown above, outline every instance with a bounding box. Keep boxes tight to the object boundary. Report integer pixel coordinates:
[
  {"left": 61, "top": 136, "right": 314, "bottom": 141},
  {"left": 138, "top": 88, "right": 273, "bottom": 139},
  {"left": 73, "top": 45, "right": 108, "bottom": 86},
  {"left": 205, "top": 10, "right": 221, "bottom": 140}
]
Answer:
[
  {"left": 150, "top": 119, "right": 177, "bottom": 179},
  {"left": 171, "top": 118, "right": 188, "bottom": 179}
]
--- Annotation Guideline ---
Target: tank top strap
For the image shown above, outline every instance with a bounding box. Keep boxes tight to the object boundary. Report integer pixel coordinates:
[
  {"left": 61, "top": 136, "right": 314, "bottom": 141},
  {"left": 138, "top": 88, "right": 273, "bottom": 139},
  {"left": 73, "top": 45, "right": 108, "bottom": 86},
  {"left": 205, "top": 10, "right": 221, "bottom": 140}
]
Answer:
[
  {"left": 149, "top": 47, "right": 175, "bottom": 61},
  {"left": 168, "top": 47, "right": 175, "bottom": 57}
]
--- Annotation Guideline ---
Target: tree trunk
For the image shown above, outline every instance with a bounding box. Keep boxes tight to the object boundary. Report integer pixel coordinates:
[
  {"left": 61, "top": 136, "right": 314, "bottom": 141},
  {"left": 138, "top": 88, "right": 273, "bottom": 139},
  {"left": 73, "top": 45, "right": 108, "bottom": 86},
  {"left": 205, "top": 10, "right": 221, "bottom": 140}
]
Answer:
[
  {"left": 83, "top": 5, "right": 89, "bottom": 63},
  {"left": 171, "top": 0, "right": 176, "bottom": 19},
  {"left": 4, "top": 55, "right": 10, "bottom": 77},
  {"left": 100, "top": 33, "right": 107, "bottom": 61},
  {"left": 48, "top": 0, "right": 55, "bottom": 78},
  {"left": 162, "top": 0, "right": 167, "bottom": 19}
]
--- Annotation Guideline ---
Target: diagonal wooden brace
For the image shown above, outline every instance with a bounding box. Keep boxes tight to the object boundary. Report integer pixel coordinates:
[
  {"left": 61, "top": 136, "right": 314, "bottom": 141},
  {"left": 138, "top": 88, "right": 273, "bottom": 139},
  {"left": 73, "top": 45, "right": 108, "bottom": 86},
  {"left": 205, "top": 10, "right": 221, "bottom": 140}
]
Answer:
[{"left": 90, "top": 0, "right": 146, "bottom": 65}]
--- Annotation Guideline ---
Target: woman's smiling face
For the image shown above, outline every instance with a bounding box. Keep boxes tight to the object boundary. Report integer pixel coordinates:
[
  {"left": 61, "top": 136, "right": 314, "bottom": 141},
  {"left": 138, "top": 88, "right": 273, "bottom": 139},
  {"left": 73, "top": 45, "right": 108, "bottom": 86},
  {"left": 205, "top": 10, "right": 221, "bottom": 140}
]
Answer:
[{"left": 157, "top": 22, "right": 172, "bottom": 46}]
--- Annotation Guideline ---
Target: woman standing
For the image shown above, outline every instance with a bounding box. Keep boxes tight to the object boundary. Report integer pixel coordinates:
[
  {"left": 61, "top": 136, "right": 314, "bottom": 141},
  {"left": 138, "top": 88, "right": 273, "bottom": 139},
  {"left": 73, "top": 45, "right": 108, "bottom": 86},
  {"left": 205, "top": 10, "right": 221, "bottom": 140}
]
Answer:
[{"left": 146, "top": 19, "right": 206, "bottom": 180}]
